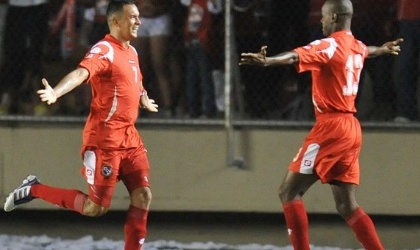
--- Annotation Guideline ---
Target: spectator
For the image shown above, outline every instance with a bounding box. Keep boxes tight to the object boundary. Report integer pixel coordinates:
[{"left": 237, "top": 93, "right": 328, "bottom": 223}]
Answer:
[
  {"left": 233, "top": 0, "right": 271, "bottom": 118},
  {"left": 307, "top": 0, "right": 325, "bottom": 41},
  {"left": 0, "top": 0, "right": 50, "bottom": 114},
  {"left": 0, "top": 0, "right": 7, "bottom": 113},
  {"left": 79, "top": 0, "right": 109, "bottom": 49},
  {"left": 0, "top": 1, "right": 7, "bottom": 68},
  {"left": 210, "top": 9, "right": 224, "bottom": 115},
  {"left": 394, "top": 0, "right": 420, "bottom": 122},
  {"left": 269, "top": 0, "right": 312, "bottom": 120},
  {"left": 133, "top": 0, "right": 175, "bottom": 118},
  {"left": 76, "top": 0, "right": 110, "bottom": 116},
  {"left": 168, "top": 0, "right": 188, "bottom": 117},
  {"left": 235, "top": 0, "right": 312, "bottom": 120},
  {"left": 352, "top": 0, "right": 397, "bottom": 121},
  {"left": 180, "top": 0, "right": 222, "bottom": 118}
]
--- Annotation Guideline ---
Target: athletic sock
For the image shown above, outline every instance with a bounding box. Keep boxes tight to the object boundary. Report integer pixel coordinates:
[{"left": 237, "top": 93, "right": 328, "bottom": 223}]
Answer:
[
  {"left": 30, "top": 184, "right": 87, "bottom": 214},
  {"left": 124, "top": 205, "right": 149, "bottom": 250},
  {"left": 346, "top": 207, "right": 384, "bottom": 250},
  {"left": 282, "top": 200, "right": 310, "bottom": 250}
]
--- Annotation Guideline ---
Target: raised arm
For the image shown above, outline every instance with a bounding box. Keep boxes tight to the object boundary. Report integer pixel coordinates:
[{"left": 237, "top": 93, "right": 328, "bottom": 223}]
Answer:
[
  {"left": 37, "top": 67, "right": 89, "bottom": 105},
  {"left": 240, "top": 46, "right": 299, "bottom": 66},
  {"left": 367, "top": 38, "right": 403, "bottom": 58}
]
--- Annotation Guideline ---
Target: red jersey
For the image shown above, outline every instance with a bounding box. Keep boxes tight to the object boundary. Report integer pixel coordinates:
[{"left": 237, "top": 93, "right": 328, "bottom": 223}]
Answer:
[
  {"left": 294, "top": 31, "right": 368, "bottom": 117},
  {"left": 79, "top": 34, "right": 144, "bottom": 149},
  {"left": 182, "top": 0, "right": 221, "bottom": 50},
  {"left": 397, "top": 0, "right": 420, "bottom": 20}
]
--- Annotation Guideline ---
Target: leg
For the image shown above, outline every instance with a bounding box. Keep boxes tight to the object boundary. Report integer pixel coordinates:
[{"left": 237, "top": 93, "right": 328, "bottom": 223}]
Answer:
[
  {"left": 367, "top": 57, "right": 396, "bottom": 121},
  {"left": 279, "top": 170, "right": 318, "bottom": 203},
  {"left": 395, "top": 21, "right": 419, "bottom": 120},
  {"left": 122, "top": 171, "right": 152, "bottom": 250},
  {"left": 197, "top": 47, "right": 216, "bottom": 117},
  {"left": 185, "top": 47, "right": 200, "bottom": 117},
  {"left": 331, "top": 182, "right": 384, "bottom": 250},
  {"left": 0, "top": 6, "right": 26, "bottom": 113},
  {"left": 20, "top": 4, "right": 49, "bottom": 112},
  {"left": 278, "top": 170, "right": 318, "bottom": 250},
  {"left": 119, "top": 147, "right": 152, "bottom": 250},
  {"left": 168, "top": 37, "right": 186, "bottom": 116},
  {"left": 4, "top": 148, "right": 117, "bottom": 215},
  {"left": 32, "top": 182, "right": 111, "bottom": 217},
  {"left": 3, "top": 175, "right": 109, "bottom": 217},
  {"left": 149, "top": 35, "right": 172, "bottom": 109}
]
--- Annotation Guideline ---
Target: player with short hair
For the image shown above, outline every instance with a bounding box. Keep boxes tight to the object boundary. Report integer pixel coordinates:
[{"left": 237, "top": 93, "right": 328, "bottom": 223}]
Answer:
[
  {"left": 4, "top": 1, "right": 158, "bottom": 249},
  {"left": 240, "top": 0, "right": 403, "bottom": 249}
]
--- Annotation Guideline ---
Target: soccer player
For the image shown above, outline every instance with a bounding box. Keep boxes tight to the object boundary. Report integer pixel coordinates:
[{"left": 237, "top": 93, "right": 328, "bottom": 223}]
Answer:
[
  {"left": 240, "top": 0, "right": 403, "bottom": 249},
  {"left": 4, "top": 1, "right": 158, "bottom": 250}
]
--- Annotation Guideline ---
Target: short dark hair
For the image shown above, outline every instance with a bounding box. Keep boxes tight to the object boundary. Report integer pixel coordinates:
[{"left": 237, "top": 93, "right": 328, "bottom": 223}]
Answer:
[{"left": 106, "top": 0, "right": 135, "bottom": 18}]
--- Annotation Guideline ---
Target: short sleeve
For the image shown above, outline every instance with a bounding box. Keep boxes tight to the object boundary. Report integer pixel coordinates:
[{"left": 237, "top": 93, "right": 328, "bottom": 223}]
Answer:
[
  {"left": 294, "top": 38, "right": 337, "bottom": 73},
  {"left": 78, "top": 41, "right": 113, "bottom": 83}
]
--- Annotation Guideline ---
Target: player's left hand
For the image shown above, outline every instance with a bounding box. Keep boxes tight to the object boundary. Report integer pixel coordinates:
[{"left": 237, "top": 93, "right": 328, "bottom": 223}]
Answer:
[
  {"left": 140, "top": 95, "right": 158, "bottom": 112},
  {"left": 382, "top": 38, "right": 403, "bottom": 55},
  {"left": 239, "top": 46, "right": 268, "bottom": 66}
]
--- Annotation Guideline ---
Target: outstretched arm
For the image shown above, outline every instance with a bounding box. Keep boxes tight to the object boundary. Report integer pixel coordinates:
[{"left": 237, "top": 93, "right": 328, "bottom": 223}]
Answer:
[
  {"left": 37, "top": 67, "right": 89, "bottom": 105},
  {"left": 367, "top": 38, "right": 403, "bottom": 58},
  {"left": 239, "top": 46, "right": 299, "bottom": 66}
]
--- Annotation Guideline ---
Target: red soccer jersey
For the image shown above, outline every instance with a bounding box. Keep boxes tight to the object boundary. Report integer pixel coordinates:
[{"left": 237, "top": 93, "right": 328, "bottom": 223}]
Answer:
[
  {"left": 79, "top": 34, "right": 144, "bottom": 149},
  {"left": 294, "top": 30, "right": 368, "bottom": 117}
]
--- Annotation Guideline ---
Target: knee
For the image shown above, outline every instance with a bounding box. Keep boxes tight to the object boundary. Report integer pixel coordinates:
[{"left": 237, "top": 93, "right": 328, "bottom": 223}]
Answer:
[
  {"left": 82, "top": 199, "right": 109, "bottom": 217},
  {"left": 278, "top": 185, "right": 287, "bottom": 202},
  {"left": 335, "top": 202, "right": 358, "bottom": 218},
  {"left": 278, "top": 184, "right": 294, "bottom": 203},
  {"left": 131, "top": 187, "right": 152, "bottom": 208}
]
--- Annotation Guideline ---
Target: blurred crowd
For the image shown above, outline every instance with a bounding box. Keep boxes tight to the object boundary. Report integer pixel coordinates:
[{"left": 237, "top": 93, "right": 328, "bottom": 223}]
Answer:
[{"left": 0, "top": 0, "right": 418, "bottom": 122}]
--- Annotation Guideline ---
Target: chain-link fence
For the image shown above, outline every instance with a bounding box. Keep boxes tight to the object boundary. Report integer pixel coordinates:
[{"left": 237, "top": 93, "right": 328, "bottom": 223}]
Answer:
[{"left": 0, "top": 0, "right": 419, "bottom": 124}]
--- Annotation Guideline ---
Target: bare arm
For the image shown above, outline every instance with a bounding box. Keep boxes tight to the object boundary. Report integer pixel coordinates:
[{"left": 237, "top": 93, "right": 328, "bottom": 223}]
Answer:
[
  {"left": 37, "top": 67, "right": 89, "bottom": 105},
  {"left": 367, "top": 38, "right": 403, "bottom": 58},
  {"left": 240, "top": 46, "right": 299, "bottom": 66},
  {"left": 139, "top": 81, "right": 158, "bottom": 112}
]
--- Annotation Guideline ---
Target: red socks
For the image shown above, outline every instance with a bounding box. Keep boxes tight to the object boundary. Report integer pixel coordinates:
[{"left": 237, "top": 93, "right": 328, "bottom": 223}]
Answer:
[
  {"left": 282, "top": 201, "right": 383, "bottom": 250},
  {"left": 282, "top": 200, "right": 310, "bottom": 250},
  {"left": 124, "top": 205, "right": 149, "bottom": 250},
  {"left": 346, "top": 207, "right": 384, "bottom": 250},
  {"left": 30, "top": 184, "right": 87, "bottom": 214}
]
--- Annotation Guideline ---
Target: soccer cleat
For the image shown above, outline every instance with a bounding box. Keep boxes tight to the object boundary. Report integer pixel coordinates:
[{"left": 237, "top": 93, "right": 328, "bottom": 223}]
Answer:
[{"left": 4, "top": 175, "right": 40, "bottom": 212}]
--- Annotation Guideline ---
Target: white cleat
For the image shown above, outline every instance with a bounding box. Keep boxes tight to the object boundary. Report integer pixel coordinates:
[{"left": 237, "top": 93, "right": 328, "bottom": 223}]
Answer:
[{"left": 4, "top": 175, "right": 40, "bottom": 212}]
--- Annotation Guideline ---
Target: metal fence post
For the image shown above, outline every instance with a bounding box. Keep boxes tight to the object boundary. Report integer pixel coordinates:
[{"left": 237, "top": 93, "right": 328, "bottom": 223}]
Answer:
[{"left": 225, "top": 0, "right": 245, "bottom": 169}]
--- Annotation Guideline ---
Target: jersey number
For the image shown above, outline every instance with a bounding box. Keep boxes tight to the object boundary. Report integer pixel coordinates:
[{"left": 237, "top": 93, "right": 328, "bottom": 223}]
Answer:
[
  {"left": 132, "top": 66, "right": 138, "bottom": 83},
  {"left": 343, "top": 54, "right": 363, "bottom": 96}
]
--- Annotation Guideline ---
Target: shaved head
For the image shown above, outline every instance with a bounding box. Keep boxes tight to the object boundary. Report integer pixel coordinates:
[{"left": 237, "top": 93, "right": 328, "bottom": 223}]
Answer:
[
  {"left": 321, "top": 0, "right": 353, "bottom": 36},
  {"left": 324, "top": 0, "right": 353, "bottom": 17}
]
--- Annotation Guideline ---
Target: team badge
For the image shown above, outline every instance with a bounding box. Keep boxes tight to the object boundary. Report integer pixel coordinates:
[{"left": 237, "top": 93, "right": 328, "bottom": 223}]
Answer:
[{"left": 101, "top": 165, "right": 113, "bottom": 178}]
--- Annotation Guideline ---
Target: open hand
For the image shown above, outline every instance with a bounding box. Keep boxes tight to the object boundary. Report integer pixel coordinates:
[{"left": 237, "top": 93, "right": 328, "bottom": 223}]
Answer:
[
  {"left": 140, "top": 96, "right": 158, "bottom": 112},
  {"left": 382, "top": 38, "right": 403, "bottom": 55},
  {"left": 239, "top": 46, "right": 268, "bottom": 66},
  {"left": 37, "top": 78, "right": 57, "bottom": 105}
]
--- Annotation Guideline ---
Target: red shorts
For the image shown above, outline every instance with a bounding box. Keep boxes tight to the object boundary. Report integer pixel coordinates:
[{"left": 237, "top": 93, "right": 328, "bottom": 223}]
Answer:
[
  {"left": 289, "top": 113, "right": 361, "bottom": 184},
  {"left": 81, "top": 145, "right": 150, "bottom": 207}
]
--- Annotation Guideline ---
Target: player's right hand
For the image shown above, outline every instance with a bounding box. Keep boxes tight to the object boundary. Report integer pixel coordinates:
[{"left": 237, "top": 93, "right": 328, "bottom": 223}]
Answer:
[
  {"left": 239, "top": 46, "right": 268, "bottom": 66},
  {"left": 37, "top": 78, "right": 57, "bottom": 105}
]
